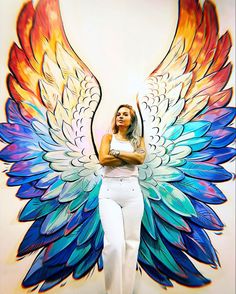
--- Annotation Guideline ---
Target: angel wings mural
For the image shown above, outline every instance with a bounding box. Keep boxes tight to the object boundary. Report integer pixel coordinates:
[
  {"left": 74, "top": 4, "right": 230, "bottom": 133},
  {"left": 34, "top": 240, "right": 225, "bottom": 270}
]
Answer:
[{"left": 0, "top": 0, "right": 235, "bottom": 293}]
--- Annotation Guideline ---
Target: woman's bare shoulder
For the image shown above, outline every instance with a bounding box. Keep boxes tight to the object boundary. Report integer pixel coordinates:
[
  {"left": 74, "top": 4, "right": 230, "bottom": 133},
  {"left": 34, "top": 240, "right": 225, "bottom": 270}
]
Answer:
[{"left": 102, "top": 133, "right": 112, "bottom": 141}]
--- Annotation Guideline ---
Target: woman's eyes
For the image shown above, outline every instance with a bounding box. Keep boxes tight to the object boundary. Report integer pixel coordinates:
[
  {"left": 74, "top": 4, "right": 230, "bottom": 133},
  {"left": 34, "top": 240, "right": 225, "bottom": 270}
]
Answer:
[{"left": 117, "top": 113, "right": 128, "bottom": 116}]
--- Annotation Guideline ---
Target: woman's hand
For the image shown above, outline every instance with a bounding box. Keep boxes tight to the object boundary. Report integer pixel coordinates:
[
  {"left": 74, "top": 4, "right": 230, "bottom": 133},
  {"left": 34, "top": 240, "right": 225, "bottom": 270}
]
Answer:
[
  {"left": 98, "top": 134, "right": 125, "bottom": 166},
  {"left": 115, "top": 137, "right": 146, "bottom": 165},
  {"left": 109, "top": 149, "right": 120, "bottom": 157}
]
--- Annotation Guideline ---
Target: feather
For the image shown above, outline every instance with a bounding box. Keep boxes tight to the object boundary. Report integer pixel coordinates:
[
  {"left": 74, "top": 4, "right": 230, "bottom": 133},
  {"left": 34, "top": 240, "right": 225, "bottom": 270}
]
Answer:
[
  {"left": 0, "top": 123, "right": 34, "bottom": 143},
  {"left": 5, "top": 98, "right": 29, "bottom": 125},
  {"left": 16, "top": 182, "right": 44, "bottom": 199},
  {"left": 19, "top": 198, "right": 59, "bottom": 221},
  {"left": 67, "top": 244, "right": 92, "bottom": 266},
  {"left": 41, "top": 204, "right": 71, "bottom": 234},
  {"left": 0, "top": 141, "right": 42, "bottom": 162},
  {"left": 73, "top": 250, "right": 101, "bottom": 279},
  {"left": 156, "top": 218, "right": 186, "bottom": 250},
  {"left": 180, "top": 161, "right": 232, "bottom": 181},
  {"left": 151, "top": 200, "right": 191, "bottom": 232},
  {"left": 142, "top": 198, "right": 157, "bottom": 239},
  {"left": 208, "top": 127, "right": 236, "bottom": 148},
  {"left": 190, "top": 199, "right": 224, "bottom": 230},
  {"left": 156, "top": 183, "right": 196, "bottom": 217},
  {"left": 18, "top": 218, "right": 63, "bottom": 256},
  {"left": 182, "top": 223, "right": 219, "bottom": 266},
  {"left": 197, "top": 107, "right": 235, "bottom": 129},
  {"left": 173, "top": 177, "right": 226, "bottom": 204}
]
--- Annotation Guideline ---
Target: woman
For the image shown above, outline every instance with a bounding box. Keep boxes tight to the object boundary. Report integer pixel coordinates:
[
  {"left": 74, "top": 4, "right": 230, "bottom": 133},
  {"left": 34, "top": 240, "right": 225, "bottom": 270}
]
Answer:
[{"left": 98, "top": 104, "right": 146, "bottom": 294}]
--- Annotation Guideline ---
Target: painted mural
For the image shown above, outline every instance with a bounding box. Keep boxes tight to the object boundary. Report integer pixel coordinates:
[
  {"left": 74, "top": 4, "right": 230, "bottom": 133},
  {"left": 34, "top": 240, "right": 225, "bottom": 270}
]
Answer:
[{"left": 0, "top": 0, "right": 235, "bottom": 293}]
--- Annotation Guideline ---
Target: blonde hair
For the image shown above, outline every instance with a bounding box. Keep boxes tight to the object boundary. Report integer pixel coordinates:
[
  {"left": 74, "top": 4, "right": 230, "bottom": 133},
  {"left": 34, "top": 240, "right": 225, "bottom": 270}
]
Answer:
[{"left": 111, "top": 104, "right": 140, "bottom": 149}]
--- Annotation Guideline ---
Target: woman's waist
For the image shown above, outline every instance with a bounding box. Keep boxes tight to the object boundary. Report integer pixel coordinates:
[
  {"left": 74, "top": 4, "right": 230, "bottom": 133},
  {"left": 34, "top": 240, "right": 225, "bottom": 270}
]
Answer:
[
  {"left": 102, "top": 175, "right": 139, "bottom": 182},
  {"left": 103, "top": 165, "right": 138, "bottom": 177}
]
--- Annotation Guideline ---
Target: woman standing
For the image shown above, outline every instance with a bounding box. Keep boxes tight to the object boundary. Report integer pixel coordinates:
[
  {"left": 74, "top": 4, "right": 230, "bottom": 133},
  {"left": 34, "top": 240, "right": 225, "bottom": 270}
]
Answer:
[{"left": 98, "top": 104, "right": 146, "bottom": 294}]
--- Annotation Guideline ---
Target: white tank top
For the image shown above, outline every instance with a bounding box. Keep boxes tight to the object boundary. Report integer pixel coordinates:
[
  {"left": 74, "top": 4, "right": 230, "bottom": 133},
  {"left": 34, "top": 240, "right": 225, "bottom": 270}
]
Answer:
[{"left": 103, "top": 134, "right": 139, "bottom": 178}]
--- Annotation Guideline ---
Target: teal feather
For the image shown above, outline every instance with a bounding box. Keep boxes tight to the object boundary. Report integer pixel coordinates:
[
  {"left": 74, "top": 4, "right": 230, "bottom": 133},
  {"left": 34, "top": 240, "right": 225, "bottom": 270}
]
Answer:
[
  {"left": 77, "top": 210, "right": 100, "bottom": 245},
  {"left": 69, "top": 193, "right": 88, "bottom": 212},
  {"left": 151, "top": 201, "right": 191, "bottom": 232},
  {"left": 44, "top": 227, "right": 80, "bottom": 262},
  {"left": 41, "top": 179, "right": 65, "bottom": 200},
  {"left": 143, "top": 229, "right": 186, "bottom": 276},
  {"left": 152, "top": 166, "right": 184, "bottom": 181},
  {"left": 142, "top": 197, "right": 157, "bottom": 239},
  {"left": 182, "top": 121, "right": 211, "bottom": 136},
  {"left": 94, "top": 224, "right": 104, "bottom": 250},
  {"left": 41, "top": 204, "right": 71, "bottom": 234},
  {"left": 156, "top": 218, "right": 186, "bottom": 250},
  {"left": 163, "top": 125, "right": 184, "bottom": 140},
  {"left": 176, "top": 137, "right": 211, "bottom": 151},
  {"left": 59, "top": 180, "right": 84, "bottom": 202},
  {"left": 19, "top": 198, "right": 59, "bottom": 221},
  {"left": 157, "top": 183, "right": 197, "bottom": 217},
  {"left": 139, "top": 237, "right": 155, "bottom": 266},
  {"left": 67, "top": 244, "right": 91, "bottom": 266},
  {"left": 73, "top": 250, "right": 101, "bottom": 279}
]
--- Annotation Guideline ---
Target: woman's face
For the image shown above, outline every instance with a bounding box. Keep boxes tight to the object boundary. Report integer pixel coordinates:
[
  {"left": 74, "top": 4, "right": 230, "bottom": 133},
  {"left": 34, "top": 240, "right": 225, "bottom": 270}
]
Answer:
[{"left": 116, "top": 107, "right": 132, "bottom": 129}]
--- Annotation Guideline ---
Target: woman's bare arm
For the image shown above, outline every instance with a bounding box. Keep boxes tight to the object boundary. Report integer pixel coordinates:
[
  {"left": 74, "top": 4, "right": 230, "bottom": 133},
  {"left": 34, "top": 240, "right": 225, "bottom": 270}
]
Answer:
[
  {"left": 115, "top": 137, "right": 146, "bottom": 165},
  {"left": 98, "top": 134, "right": 125, "bottom": 166}
]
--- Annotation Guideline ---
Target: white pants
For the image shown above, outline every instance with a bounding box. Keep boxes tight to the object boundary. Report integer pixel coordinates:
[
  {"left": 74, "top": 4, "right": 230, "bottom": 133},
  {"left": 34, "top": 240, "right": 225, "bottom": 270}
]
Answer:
[{"left": 98, "top": 177, "right": 144, "bottom": 294}]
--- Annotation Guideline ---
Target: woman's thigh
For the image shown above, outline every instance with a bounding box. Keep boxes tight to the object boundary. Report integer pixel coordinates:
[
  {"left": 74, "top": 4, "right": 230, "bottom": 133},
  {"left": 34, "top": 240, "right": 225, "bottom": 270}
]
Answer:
[{"left": 99, "top": 198, "right": 125, "bottom": 245}]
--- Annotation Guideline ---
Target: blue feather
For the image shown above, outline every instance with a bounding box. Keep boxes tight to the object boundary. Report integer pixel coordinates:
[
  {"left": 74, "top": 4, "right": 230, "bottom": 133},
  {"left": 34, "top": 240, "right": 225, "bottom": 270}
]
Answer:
[
  {"left": 84, "top": 188, "right": 100, "bottom": 211},
  {"left": 7, "top": 171, "right": 51, "bottom": 186},
  {"left": 76, "top": 210, "right": 100, "bottom": 245},
  {"left": 0, "top": 123, "right": 35, "bottom": 143},
  {"left": 43, "top": 227, "right": 81, "bottom": 262},
  {"left": 0, "top": 141, "right": 43, "bottom": 162},
  {"left": 205, "top": 147, "right": 236, "bottom": 164},
  {"left": 73, "top": 249, "right": 101, "bottom": 279},
  {"left": 44, "top": 240, "right": 77, "bottom": 266},
  {"left": 16, "top": 182, "right": 44, "bottom": 199},
  {"left": 22, "top": 249, "right": 66, "bottom": 287},
  {"left": 201, "top": 107, "right": 236, "bottom": 130},
  {"left": 36, "top": 173, "right": 58, "bottom": 189},
  {"left": 159, "top": 238, "right": 211, "bottom": 286},
  {"left": 18, "top": 219, "right": 63, "bottom": 256},
  {"left": 208, "top": 127, "right": 236, "bottom": 148},
  {"left": 183, "top": 121, "right": 211, "bottom": 136},
  {"left": 94, "top": 223, "right": 104, "bottom": 251},
  {"left": 190, "top": 199, "right": 224, "bottom": 230},
  {"left": 66, "top": 205, "right": 93, "bottom": 234},
  {"left": 67, "top": 243, "right": 92, "bottom": 266},
  {"left": 173, "top": 177, "right": 226, "bottom": 204},
  {"left": 142, "top": 197, "right": 158, "bottom": 239},
  {"left": 8, "top": 157, "right": 49, "bottom": 177},
  {"left": 39, "top": 279, "right": 63, "bottom": 292},
  {"left": 97, "top": 254, "right": 103, "bottom": 270},
  {"left": 187, "top": 147, "right": 236, "bottom": 163},
  {"left": 38, "top": 268, "right": 73, "bottom": 292},
  {"left": 163, "top": 125, "right": 183, "bottom": 140},
  {"left": 176, "top": 137, "right": 211, "bottom": 152},
  {"left": 182, "top": 223, "right": 219, "bottom": 266},
  {"left": 138, "top": 236, "right": 173, "bottom": 286},
  {"left": 180, "top": 161, "right": 232, "bottom": 181},
  {"left": 5, "top": 98, "right": 29, "bottom": 125},
  {"left": 41, "top": 204, "right": 71, "bottom": 234},
  {"left": 19, "top": 198, "right": 60, "bottom": 221},
  {"left": 151, "top": 200, "right": 191, "bottom": 232}
]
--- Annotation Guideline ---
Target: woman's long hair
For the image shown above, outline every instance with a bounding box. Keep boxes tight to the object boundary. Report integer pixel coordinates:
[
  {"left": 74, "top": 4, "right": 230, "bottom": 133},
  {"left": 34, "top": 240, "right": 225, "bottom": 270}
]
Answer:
[{"left": 111, "top": 104, "right": 140, "bottom": 149}]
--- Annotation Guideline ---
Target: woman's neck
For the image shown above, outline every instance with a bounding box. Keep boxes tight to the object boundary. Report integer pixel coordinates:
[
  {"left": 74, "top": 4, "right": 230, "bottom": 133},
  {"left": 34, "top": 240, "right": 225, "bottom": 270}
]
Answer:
[{"left": 116, "top": 129, "right": 128, "bottom": 140}]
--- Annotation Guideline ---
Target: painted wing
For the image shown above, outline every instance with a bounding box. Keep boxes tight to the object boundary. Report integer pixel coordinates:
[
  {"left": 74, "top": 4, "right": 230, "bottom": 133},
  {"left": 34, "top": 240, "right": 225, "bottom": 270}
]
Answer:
[
  {"left": 137, "top": 0, "right": 235, "bottom": 287},
  {"left": 0, "top": 0, "right": 104, "bottom": 291}
]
